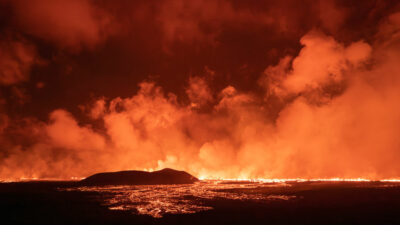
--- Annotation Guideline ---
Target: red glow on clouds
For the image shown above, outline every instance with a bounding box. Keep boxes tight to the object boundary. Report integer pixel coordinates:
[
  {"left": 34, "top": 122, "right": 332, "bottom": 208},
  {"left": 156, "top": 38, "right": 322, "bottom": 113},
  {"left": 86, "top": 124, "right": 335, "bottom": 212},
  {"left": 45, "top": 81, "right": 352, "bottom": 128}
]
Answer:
[{"left": 0, "top": 0, "right": 400, "bottom": 180}]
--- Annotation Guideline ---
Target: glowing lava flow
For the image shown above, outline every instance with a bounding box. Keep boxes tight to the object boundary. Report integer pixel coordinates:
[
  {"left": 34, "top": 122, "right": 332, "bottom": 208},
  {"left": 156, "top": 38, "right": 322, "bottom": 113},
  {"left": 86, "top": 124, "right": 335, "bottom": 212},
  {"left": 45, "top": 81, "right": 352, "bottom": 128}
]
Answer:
[
  {"left": 198, "top": 177, "right": 400, "bottom": 183},
  {"left": 2, "top": 177, "right": 400, "bottom": 183},
  {"left": 0, "top": 177, "right": 84, "bottom": 183},
  {"left": 64, "top": 180, "right": 296, "bottom": 218},
  {"left": 61, "top": 178, "right": 400, "bottom": 218}
]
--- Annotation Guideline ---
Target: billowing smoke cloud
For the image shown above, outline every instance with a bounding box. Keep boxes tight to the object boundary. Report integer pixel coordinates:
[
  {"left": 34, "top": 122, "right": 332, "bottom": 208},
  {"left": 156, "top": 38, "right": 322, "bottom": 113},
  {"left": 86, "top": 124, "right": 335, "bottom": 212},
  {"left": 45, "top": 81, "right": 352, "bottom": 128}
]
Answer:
[
  {"left": 186, "top": 76, "right": 213, "bottom": 108},
  {"left": 282, "top": 31, "right": 371, "bottom": 94},
  {"left": 0, "top": 1, "right": 400, "bottom": 180}
]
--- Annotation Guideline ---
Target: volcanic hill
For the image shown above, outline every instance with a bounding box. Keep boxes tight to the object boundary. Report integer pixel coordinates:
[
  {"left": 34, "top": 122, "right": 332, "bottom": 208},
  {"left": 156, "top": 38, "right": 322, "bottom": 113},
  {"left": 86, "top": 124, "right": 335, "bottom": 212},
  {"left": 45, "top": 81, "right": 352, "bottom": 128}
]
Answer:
[{"left": 79, "top": 168, "right": 198, "bottom": 186}]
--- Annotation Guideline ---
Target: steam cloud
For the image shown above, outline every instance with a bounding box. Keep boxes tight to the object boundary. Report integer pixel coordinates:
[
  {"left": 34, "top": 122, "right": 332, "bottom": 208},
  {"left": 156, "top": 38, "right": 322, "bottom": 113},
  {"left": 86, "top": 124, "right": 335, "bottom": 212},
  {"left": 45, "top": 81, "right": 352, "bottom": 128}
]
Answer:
[{"left": 0, "top": 1, "right": 400, "bottom": 180}]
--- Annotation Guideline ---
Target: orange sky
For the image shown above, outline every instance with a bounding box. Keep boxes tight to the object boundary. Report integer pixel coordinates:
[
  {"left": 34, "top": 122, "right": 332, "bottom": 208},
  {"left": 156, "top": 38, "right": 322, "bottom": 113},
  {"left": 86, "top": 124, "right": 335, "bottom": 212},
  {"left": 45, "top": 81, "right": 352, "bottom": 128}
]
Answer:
[{"left": 0, "top": 0, "right": 400, "bottom": 180}]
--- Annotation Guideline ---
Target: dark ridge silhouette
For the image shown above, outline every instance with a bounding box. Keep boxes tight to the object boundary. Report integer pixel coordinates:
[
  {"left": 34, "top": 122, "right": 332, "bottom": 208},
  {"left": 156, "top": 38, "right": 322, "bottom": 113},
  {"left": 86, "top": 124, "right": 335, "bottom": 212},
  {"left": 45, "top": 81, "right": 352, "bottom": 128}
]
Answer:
[{"left": 79, "top": 168, "right": 198, "bottom": 186}]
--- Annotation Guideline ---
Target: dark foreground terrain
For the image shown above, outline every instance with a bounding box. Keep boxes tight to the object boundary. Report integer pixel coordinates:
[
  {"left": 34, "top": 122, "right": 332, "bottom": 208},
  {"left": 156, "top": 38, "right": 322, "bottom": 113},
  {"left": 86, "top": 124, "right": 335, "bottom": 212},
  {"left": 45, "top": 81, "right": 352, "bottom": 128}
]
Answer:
[{"left": 1, "top": 181, "right": 400, "bottom": 225}]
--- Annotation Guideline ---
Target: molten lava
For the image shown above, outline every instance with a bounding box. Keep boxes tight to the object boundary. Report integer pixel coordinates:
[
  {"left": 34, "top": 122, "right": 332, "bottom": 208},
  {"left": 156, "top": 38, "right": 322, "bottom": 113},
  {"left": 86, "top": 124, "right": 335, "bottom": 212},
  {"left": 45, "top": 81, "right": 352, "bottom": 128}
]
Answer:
[{"left": 64, "top": 179, "right": 400, "bottom": 218}]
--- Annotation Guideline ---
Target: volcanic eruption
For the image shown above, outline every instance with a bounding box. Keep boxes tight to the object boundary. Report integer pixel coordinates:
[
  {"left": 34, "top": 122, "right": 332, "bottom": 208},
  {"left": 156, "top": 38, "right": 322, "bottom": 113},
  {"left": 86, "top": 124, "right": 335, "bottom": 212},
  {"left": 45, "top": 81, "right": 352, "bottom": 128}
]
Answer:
[
  {"left": 0, "top": 0, "right": 399, "bottom": 185},
  {"left": 2, "top": 1, "right": 400, "bottom": 225}
]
